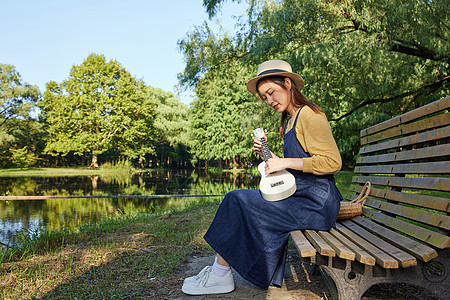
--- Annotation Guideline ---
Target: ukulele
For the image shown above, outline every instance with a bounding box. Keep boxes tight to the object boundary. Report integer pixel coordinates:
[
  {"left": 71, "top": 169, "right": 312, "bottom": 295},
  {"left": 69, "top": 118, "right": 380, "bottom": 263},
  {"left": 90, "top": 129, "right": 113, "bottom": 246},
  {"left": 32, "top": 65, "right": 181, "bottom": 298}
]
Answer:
[{"left": 252, "top": 128, "right": 296, "bottom": 201}]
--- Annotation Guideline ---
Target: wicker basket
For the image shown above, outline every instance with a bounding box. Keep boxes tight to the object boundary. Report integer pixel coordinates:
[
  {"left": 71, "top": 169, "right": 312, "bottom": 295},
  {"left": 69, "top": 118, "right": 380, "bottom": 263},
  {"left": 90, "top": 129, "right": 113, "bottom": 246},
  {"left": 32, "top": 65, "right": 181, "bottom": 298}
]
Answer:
[{"left": 338, "top": 182, "right": 371, "bottom": 220}]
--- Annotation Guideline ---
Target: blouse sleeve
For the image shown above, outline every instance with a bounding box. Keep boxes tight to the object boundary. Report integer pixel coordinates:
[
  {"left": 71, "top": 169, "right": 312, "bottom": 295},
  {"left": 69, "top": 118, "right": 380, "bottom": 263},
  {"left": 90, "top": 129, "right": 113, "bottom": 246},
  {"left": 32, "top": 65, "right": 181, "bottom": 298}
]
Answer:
[{"left": 298, "top": 109, "right": 342, "bottom": 175}]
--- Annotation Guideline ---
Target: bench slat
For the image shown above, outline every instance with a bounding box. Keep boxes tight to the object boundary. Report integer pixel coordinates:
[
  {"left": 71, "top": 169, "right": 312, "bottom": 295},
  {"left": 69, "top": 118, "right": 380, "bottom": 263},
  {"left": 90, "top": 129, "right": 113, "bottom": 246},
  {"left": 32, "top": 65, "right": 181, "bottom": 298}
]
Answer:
[
  {"left": 355, "top": 161, "right": 450, "bottom": 175},
  {"left": 304, "top": 230, "right": 336, "bottom": 257},
  {"left": 363, "top": 208, "right": 450, "bottom": 249},
  {"left": 364, "top": 198, "right": 450, "bottom": 230},
  {"left": 361, "top": 113, "right": 449, "bottom": 145},
  {"left": 290, "top": 230, "right": 316, "bottom": 257},
  {"left": 349, "top": 185, "right": 449, "bottom": 212},
  {"left": 353, "top": 175, "right": 450, "bottom": 192},
  {"left": 341, "top": 220, "right": 417, "bottom": 267},
  {"left": 351, "top": 216, "right": 438, "bottom": 262},
  {"left": 360, "top": 97, "right": 450, "bottom": 137},
  {"left": 329, "top": 228, "right": 375, "bottom": 265},
  {"left": 335, "top": 223, "right": 399, "bottom": 268},
  {"left": 356, "top": 144, "right": 450, "bottom": 165},
  {"left": 318, "top": 231, "right": 355, "bottom": 260},
  {"left": 358, "top": 126, "right": 450, "bottom": 155}
]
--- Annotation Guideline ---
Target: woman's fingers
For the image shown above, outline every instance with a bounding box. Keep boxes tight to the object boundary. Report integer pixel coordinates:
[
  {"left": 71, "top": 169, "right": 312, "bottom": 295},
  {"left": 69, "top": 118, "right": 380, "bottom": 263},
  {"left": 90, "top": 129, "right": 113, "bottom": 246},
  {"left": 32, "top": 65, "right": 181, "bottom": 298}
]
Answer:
[{"left": 253, "top": 137, "right": 262, "bottom": 155}]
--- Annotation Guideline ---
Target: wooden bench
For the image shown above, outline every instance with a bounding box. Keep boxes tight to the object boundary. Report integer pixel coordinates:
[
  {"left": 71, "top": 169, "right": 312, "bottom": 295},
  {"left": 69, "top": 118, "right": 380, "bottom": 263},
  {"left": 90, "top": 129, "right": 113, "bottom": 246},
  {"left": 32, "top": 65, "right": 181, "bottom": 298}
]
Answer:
[{"left": 290, "top": 96, "right": 450, "bottom": 300}]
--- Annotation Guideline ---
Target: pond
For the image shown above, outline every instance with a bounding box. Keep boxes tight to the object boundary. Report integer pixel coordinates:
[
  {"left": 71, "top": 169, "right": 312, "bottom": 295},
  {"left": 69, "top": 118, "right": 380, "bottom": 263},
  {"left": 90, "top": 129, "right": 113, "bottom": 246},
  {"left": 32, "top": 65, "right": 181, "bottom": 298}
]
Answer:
[{"left": 0, "top": 170, "right": 260, "bottom": 246}]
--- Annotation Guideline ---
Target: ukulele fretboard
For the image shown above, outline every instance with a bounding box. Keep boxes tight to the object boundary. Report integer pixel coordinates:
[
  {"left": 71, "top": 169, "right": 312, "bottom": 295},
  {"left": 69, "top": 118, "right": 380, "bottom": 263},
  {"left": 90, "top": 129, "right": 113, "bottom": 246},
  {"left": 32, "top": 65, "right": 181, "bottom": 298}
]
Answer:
[{"left": 261, "top": 138, "right": 272, "bottom": 162}]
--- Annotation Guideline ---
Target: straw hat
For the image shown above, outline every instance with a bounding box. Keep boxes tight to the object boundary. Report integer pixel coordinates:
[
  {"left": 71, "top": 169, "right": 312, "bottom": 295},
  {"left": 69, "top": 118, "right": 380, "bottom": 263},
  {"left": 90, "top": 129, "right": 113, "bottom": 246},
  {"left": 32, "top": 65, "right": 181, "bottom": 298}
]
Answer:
[{"left": 246, "top": 60, "right": 304, "bottom": 95}]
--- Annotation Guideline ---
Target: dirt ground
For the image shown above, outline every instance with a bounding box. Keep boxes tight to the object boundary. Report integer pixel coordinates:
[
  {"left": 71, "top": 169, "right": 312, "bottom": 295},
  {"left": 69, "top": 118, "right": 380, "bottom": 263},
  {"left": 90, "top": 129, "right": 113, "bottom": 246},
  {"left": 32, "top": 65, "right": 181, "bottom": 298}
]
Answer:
[{"left": 150, "top": 249, "right": 441, "bottom": 300}]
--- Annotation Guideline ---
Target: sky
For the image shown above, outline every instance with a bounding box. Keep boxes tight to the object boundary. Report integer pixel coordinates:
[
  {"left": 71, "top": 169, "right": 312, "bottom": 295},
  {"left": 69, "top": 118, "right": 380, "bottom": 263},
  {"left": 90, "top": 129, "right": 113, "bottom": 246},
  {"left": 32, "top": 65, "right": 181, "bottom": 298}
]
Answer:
[{"left": 0, "top": 0, "right": 246, "bottom": 105}]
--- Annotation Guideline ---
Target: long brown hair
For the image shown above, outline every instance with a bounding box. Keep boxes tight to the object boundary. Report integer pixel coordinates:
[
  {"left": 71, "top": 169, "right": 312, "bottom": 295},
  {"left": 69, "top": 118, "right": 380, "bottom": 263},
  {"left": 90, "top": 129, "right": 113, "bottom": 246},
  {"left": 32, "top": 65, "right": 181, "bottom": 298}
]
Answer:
[{"left": 257, "top": 76, "right": 323, "bottom": 136}]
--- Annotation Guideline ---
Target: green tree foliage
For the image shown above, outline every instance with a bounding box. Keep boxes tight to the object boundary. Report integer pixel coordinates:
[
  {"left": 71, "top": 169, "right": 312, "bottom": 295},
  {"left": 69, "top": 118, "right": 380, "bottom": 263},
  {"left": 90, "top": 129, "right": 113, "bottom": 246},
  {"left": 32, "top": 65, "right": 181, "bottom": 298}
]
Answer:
[
  {"left": 0, "top": 64, "right": 42, "bottom": 167},
  {"left": 39, "top": 54, "right": 156, "bottom": 168},
  {"left": 0, "top": 119, "right": 46, "bottom": 168},
  {"left": 10, "top": 146, "right": 39, "bottom": 168},
  {"left": 146, "top": 86, "right": 191, "bottom": 167},
  {"left": 0, "top": 64, "right": 40, "bottom": 126},
  {"left": 184, "top": 57, "right": 284, "bottom": 167},
  {"left": 181, "top": 0, "right": 449, "bottom": 166}
]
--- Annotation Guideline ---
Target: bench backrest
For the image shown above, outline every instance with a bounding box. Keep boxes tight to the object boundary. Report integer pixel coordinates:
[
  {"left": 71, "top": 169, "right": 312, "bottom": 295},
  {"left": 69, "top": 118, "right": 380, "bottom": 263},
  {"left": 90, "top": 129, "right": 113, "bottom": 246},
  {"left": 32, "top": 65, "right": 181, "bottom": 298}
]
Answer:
[{"left": 350, "top": 96, "right": 450, "bottom": 251}]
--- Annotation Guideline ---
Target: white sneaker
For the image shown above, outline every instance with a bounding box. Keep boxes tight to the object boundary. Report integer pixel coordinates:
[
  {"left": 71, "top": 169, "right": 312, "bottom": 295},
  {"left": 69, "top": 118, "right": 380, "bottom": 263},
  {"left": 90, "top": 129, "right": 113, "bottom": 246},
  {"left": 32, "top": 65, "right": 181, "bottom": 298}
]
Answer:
[{"left": 182, "top": 266, "right": 235, "bottom": 295}]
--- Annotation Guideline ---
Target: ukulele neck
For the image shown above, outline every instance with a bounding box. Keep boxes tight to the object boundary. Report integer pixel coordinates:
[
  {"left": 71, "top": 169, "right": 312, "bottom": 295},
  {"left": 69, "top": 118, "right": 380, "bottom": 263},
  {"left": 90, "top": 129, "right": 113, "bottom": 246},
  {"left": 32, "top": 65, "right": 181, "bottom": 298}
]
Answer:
[{"left": 260, "top": 137, "right": 272, "bottom": 162}]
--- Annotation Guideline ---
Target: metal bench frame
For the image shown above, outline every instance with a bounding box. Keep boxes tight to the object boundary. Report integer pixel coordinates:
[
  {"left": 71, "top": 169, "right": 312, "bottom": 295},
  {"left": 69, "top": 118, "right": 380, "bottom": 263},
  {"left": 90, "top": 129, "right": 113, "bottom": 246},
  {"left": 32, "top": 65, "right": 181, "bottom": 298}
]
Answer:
[{"left": 290, "top": 96, "right": 450, "bottom": 300}]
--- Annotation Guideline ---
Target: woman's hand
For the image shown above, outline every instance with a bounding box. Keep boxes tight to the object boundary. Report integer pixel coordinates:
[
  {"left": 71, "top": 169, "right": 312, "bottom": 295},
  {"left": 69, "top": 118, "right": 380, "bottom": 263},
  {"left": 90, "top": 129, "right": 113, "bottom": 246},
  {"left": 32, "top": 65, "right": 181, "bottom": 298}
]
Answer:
[
  {"left": 252, "top": 136, "right": 266, "bottom": 157},
  {"left": 264, "top": 158, "right": 286, "bottom": 175},
  {"left": 253, "top": 135, "right": 280, "bottom": 160},
  {"left": 265, "top": 157, "right": 303, "bottom": 175}
]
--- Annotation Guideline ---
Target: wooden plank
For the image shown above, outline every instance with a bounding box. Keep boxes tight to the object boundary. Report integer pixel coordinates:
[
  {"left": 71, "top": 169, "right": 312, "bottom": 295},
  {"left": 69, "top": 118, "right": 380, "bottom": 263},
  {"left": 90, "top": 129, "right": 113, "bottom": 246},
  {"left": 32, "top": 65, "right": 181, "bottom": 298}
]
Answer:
[
  {"left": 351, "top": 216, "right": 438, "bottom": 262},
  {"left": 361, "top": 97, "right": 450, "bottom": 137},
  {"left": 290, "top": 230, "right": 316, "bottom": 257},
  {"left": 364, "top": 198, "right": 450, "bottom": 230},
  {"left": 352, "top": 175, "right": 450, "bottom": 192},
  {"left": 362, "top": 113, "right": 449, "bottom": 145},
  {"left": 318, "top": 231, "right": 355, "bottom": 260},
  {"left": 329, "top": 228, "right": 375, "bottom": 265},
  {"left": 335, "top": 223, "right": 399, "bottom": 268},
  {"left": 359, "top": 126, "right": 450, "bottom": 155},
  {"left": 349, "top": 185, "right": 450, "bottom": 213},
  {"left": 304, "top": 230, "right": 335, "bottom": 257},
  {"left": 355, "top": 161, "right": 450, "bottom": 175},
  {"left": 341, "top": 220, "right": 417, "bottom": 268},
  {"left": 356, "top": 144, "right": 450, "bottom": 165},
  {"left": 363, "top": 208, "right": 450, "bottom": 249}
]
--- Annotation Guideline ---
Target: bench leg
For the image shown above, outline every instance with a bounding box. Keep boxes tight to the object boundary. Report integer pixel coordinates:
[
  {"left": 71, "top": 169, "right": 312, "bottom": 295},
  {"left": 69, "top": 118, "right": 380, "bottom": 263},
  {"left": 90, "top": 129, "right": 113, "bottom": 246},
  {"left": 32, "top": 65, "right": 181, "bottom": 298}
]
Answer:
[
  {"left": 319, "top": 264, "right": 373, "bottom": 300},
  {"left": 317, "top": 249, "right": 449, "bottom": 300}
]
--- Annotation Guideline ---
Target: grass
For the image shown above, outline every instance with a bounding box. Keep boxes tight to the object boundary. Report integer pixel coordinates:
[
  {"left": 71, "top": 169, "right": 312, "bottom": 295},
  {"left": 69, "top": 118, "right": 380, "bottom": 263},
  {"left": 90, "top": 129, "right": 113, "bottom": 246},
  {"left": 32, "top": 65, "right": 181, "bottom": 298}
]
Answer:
[
  {"left": 0, "top": 164, "right": 143, "bottom": 177},
  {"left": 0, "top": 167, "right": 132, "bottom": 177},
  {"left": 0, "top": 198, "right": 219, "bottom": 299},
  {"left": 334, "top": 171, "right": 353, "bottom": 199}
]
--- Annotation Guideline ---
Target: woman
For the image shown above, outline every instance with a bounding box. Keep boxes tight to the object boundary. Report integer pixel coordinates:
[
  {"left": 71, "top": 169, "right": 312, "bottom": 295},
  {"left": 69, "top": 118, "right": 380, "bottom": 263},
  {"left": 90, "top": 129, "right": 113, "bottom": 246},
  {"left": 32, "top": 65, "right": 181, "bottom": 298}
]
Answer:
[{"left": 182, "top": 60, "right": 342, "bottom": 295}]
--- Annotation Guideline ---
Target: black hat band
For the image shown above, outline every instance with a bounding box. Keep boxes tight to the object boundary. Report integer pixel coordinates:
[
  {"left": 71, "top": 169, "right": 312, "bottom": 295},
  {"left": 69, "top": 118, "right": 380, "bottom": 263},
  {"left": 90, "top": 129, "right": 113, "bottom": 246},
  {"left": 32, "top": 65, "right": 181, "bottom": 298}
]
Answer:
[{"left": 257, "top": 69, "right": 289, "bottom": 76}]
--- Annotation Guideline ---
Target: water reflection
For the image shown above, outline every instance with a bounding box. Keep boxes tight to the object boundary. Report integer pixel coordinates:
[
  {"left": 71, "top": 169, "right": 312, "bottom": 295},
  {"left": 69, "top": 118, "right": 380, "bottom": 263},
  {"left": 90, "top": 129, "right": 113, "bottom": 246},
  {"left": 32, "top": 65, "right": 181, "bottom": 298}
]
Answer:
[{"left": 0, "top": 170, "right": 259, "bottom": 246}]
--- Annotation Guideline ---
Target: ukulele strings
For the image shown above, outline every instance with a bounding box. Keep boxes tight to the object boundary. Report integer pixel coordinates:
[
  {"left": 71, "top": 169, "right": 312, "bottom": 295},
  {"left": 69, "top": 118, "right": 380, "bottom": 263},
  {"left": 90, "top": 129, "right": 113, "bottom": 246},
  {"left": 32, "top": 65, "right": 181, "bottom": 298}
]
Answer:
[{"left": 260, "top": 137, "right": 285, "bottom": 188}]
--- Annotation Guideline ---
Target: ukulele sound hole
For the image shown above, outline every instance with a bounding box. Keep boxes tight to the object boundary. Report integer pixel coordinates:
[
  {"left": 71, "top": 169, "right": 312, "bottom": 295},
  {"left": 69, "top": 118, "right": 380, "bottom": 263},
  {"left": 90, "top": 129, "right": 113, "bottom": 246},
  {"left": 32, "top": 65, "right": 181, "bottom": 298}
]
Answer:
[{"left": 270, "top": 181, "right": 285, "bottom": 187}]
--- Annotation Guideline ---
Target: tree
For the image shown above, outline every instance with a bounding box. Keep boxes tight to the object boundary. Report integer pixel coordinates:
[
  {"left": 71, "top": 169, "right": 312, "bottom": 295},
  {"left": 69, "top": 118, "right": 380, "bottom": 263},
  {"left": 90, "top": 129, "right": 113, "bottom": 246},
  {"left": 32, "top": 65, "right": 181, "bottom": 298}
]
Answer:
[
  {"left": 10, "top": 146, "right": 39, "bottom": 168},
  {"left": 0, "top": 64, "right": 40, "bottom": 127},
  {"left": 0, "top": 64, "right": 42, "bottom": 167},
  {"left": 146, "top": 86, "right": 191, "bottom": 167},
  {"left": 185, "top": 58, "right": 285, "bottom": 168},
  {"left": 39, "top": 54, "right": 156, "bottom": 168},
  {"left": 180, "top": 0, "right": 449, "bottom": 165}
]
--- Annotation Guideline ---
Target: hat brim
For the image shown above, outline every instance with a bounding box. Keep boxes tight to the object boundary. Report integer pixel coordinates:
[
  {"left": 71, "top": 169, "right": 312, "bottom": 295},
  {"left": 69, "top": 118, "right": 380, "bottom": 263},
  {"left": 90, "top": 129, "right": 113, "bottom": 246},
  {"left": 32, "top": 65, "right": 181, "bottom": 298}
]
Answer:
[{"left": 246, "top": 71, "right": 304, "bottom": 95}]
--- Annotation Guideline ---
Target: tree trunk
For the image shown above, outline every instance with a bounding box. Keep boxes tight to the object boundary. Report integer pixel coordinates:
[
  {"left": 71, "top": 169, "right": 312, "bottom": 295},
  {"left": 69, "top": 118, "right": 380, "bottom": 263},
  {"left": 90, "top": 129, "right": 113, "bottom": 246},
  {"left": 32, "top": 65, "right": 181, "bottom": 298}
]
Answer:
[{"left": 90, "top": 155, "right": 99, "bottom": 168}]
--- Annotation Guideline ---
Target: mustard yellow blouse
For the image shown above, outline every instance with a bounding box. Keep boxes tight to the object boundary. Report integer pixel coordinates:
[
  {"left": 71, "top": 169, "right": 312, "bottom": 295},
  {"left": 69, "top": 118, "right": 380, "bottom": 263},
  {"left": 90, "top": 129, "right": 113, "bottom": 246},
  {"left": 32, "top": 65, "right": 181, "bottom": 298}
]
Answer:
[{"left": 285, "top": 106, "right": 342, "bottom": 175}]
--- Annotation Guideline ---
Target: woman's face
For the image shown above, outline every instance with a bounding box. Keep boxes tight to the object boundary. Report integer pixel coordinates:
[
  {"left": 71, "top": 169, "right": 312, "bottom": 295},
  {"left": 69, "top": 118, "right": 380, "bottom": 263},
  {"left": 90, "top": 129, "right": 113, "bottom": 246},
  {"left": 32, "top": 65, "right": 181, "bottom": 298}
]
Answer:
[{"left": 257, "top": 77, "right": 295, "bottom": 115}]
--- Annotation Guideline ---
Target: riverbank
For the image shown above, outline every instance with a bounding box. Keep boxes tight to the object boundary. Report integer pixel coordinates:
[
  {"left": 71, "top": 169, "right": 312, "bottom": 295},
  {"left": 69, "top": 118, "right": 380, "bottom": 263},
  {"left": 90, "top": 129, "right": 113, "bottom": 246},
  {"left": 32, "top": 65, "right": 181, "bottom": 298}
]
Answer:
[
  {"left": 0, "top": 198, "right": 219, "bottom": 299},
  {"left": 0, "top": 166, "right": 248, "bottom": 177},
  {"left": 0, "top": 166, "right": 137, "bottom": 177}
]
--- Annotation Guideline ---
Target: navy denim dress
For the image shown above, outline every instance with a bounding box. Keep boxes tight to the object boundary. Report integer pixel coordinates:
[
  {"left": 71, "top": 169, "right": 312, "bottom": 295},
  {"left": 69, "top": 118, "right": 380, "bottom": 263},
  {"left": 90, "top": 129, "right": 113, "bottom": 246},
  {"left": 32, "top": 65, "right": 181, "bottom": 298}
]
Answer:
[{"left": 204, "top": 108, "right": 342, "bottom": 289}]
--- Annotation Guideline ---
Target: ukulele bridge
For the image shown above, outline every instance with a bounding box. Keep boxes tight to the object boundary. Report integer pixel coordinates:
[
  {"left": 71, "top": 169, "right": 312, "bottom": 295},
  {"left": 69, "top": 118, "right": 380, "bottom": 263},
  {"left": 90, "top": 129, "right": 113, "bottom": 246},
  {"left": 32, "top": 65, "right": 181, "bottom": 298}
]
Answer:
[{"left": 270, "top": 180, "right": 285, "bottom": 187}]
